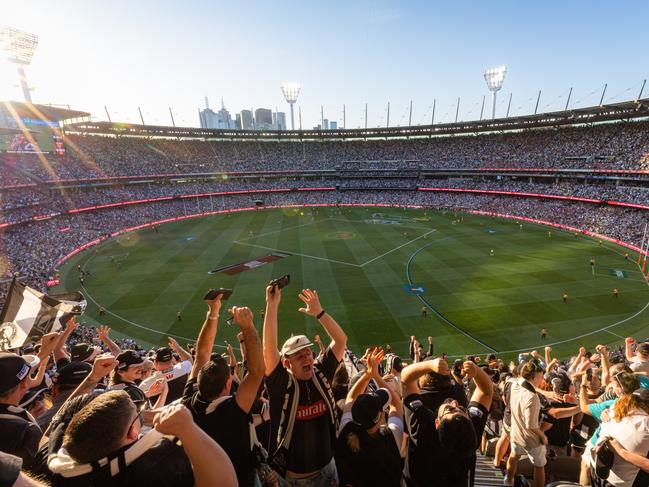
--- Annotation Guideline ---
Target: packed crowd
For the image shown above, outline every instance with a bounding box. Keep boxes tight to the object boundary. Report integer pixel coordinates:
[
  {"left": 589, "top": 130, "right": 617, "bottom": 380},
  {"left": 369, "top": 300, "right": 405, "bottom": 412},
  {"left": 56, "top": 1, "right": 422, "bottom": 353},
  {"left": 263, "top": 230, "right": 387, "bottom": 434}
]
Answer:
[
  {"left": 2, "top": 120, "right": 649, "bottom": 188},
  {"left": 1, "top": 188, "right": 648, "bottom": 302},
  {"left": 2, "top": 284, "right": 649, "bottom": 487}
]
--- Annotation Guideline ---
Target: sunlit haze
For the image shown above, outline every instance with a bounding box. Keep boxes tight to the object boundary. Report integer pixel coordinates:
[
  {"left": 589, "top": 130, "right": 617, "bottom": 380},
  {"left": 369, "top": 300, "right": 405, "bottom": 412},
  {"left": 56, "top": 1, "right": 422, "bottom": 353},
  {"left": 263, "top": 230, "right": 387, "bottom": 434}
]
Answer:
[{"left": 2, "top": 0, "right": 649, "bottom": 128}]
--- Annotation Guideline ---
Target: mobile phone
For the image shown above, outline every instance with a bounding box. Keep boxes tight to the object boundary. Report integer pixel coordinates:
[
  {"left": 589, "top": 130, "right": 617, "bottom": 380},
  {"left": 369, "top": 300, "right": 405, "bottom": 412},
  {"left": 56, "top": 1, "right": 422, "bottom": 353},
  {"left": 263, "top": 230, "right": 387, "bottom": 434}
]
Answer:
[
  {"left": 453, "top": 359, "right": 463, "bottom": 377},
  {"left": 226, "top": 315, "right": 234, "bottom": 326},
  {"left": 204, "top": 288, "right": 233, "bottom": 301},
  {"left": 270, "top": 274, "right": 290, "bottom": 293}
]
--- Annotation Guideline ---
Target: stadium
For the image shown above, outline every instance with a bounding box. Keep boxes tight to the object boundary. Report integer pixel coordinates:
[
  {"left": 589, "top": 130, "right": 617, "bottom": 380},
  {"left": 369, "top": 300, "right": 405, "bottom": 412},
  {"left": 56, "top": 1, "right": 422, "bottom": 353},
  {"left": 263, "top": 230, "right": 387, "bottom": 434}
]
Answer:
[{"left": 2, "top": 5, "right": 649, "bottom": 487}]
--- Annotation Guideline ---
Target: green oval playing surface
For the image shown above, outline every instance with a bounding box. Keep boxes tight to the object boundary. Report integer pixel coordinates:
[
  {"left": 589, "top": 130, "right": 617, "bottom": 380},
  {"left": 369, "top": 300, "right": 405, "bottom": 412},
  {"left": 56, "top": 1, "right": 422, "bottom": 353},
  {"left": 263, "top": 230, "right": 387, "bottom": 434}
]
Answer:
[{"left": 57, "top": 207, "right": 649, "bottom": 359}]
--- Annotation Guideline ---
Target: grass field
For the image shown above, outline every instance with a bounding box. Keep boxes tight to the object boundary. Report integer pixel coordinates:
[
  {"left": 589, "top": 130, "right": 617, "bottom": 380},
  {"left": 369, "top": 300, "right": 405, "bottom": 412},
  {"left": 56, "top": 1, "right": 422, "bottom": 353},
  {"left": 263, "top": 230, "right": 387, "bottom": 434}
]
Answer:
[{"left": 56, "top": 206, "right": 649, "bottom": 360}]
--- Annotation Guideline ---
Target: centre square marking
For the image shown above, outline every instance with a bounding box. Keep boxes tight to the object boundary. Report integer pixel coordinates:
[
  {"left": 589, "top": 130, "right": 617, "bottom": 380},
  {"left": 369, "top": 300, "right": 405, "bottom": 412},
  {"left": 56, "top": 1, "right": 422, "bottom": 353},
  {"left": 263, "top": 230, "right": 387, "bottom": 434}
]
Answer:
[{"left": 234, "top": 217, "right": 437, "bottom": 268}]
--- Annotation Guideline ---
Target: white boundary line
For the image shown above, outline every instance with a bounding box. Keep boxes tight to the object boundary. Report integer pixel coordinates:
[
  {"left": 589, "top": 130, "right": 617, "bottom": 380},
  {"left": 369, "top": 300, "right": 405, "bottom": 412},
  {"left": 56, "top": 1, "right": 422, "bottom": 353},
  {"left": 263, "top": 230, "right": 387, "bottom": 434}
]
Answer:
[
  {"left": 233, "top": 241, "right": 361, "bottom": 267},
  {"left": 360, "top": 229, "right": 437, "bottom": 267}
]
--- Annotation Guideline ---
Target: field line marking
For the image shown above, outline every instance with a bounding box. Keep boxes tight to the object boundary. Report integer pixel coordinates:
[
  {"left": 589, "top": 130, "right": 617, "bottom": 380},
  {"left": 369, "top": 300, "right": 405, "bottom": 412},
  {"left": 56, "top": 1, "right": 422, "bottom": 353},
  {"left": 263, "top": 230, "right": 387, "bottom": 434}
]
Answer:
[
  {"left": 238, "top": 218, "right": 325, "bottom": 241},
  {"left": 361, "top": 229, "right": 438, "bottom": 267},
  {"left": 604, "top": 329, "right": 625, "bottom": 339},
  {"left": 406, "top": 239, "right": 499, "bottom": 353},
  {"left": 233, "top": 241, "right": 361, "bottom": 267}
]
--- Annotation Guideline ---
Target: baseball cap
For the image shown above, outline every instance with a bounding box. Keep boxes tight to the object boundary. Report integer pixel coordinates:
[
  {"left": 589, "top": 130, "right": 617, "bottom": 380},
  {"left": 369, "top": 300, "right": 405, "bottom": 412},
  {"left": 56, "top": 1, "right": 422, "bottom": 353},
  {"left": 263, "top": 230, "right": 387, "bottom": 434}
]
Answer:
[
  {"left": 19, "top": 387, "right": 49, "bottom": 409},
  {"left": 116, "top": 350, "right": 145, "bottom": 370},
  {"left": 70, "top": 343, "right": 100, "bottom": 363},
  {"left": 0, "top": 353, "right": 40, "bottom": 395},
  {"left": 54, "top": 362, "right": 92, "bottom": 386},
  {"left": 281, "top": 335, "right": 313, "bottom": 356},
  {"left": 351, "top": 388, "right": 391, "bottom": 429},
  {"left": 155, "top": 347, "right": 173, "bottom": 362}
]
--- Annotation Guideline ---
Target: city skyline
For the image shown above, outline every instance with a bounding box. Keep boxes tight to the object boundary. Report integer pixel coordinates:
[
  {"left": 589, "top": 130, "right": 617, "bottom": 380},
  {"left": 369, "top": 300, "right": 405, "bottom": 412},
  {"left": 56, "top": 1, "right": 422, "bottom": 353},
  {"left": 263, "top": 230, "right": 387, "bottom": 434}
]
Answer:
[{"left": 1, "top": 1, "right": 649, "bottom": 129}]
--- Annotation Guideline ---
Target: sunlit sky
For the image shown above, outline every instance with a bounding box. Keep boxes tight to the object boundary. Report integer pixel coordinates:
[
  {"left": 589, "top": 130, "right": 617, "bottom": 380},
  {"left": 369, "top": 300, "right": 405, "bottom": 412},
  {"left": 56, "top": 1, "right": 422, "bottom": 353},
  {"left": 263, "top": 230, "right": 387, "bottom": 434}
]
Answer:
[{"left": 2, "top": 0, "right": 649, "bottom": 128}]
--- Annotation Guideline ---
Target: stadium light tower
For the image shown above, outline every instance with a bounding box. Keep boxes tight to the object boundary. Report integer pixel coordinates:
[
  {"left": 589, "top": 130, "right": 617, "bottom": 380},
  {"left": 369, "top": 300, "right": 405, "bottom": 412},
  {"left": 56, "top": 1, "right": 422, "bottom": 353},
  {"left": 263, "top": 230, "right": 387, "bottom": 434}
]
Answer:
[
  {"left": 281, "top": 81, "right": 301, "bottom": 130},
  {"left": 483, "top": 65, "right": 507, "bottom": 119},
  {"left": 0, "top": 26, "right": 39, "bottom": 103}
]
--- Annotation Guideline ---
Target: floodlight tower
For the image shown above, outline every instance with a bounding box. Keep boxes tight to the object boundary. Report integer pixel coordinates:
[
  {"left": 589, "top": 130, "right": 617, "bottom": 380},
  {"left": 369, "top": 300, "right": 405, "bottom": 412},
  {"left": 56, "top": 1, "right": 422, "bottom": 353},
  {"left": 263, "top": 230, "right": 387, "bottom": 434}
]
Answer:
[
  {"left": 0, "top": 26, "right": 39, "bottom": 103},
  {"left": 281, "top": 81, "right": 301, "bottom": 130},
  {"left": 483, "top": 65, "right": 507, "bottom": 119}
]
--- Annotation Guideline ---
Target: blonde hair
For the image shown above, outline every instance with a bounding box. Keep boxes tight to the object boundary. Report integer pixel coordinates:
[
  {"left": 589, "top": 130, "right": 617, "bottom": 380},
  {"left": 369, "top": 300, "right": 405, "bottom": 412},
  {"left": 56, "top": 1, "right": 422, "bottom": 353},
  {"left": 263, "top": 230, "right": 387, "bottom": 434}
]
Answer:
[{"left": 613, "top": 393, "right": 649, "bottom": 422}]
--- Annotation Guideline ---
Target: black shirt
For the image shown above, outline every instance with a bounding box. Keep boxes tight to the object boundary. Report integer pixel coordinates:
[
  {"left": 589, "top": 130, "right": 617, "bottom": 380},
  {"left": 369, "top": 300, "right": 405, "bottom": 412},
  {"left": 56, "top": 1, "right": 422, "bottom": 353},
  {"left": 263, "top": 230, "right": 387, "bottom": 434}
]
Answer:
[
  {"left": 404, "top": 394, "right": 489, "bottom": 487},
  {"left": 181, "top": 378, "right": 254, "bottom": 487},
  {"left": 0, "top": 403, "right": 42, "bottom": 471},
  {"left": 52, "top": 438, "right": 194, "bottom": 487},
  {"left": 420, "top": 381, "right": 468, "bottom": 416},
  {"left": 266, "top": 348, "right": 340, "bottom": 474},
  {"left": 336, "top": 421, "right": 402, "bottom": 487}
]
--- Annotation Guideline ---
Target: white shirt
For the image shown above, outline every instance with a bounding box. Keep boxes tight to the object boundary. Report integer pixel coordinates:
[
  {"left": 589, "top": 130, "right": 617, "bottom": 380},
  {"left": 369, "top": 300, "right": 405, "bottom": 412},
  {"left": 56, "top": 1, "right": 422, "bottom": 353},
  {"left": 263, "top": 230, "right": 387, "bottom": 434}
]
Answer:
[
  {"left": 586, "top": 409, "right": 649, "bottom": 487},
  {"left": 510, "top": 378, "right": 542, "bottom": 450}
]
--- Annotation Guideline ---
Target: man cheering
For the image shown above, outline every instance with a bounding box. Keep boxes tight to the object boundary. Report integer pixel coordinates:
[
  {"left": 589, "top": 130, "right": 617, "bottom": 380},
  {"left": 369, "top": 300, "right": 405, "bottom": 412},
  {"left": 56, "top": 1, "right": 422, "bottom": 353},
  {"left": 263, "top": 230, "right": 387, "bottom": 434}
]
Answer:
[{"left": 263, "top": 287, "right": 347, "bottom": 486}]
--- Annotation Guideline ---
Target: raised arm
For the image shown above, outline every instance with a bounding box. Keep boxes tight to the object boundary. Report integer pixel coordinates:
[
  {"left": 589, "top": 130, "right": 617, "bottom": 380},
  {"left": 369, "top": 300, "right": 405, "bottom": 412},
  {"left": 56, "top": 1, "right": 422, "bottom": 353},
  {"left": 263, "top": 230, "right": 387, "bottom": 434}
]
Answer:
[
  {"left": 28, "top": 332, "right": 60, "bottom": 388},
  {"left": 153, "top": 404, "right": 237, "bottom": 487},
  {"left": 53, "top": 317, "right": 77, "bottom": 363},
  {"left": 230, "top": 306, "right": 265, "bottom": 413},
  {"left": 263, "top": 285, "right": 281, "bottom": 374},
  {"left": 168, "top": 336, "right": 192, "bottom": 364},
  {"left": 298, "top": 289, "right": 347, "bottom": 361},
  {"left": 544, "top": 346, "right": 552, "bottom": 369},
  {"left": 190, "top": 295, "right": 222, "bottom": 380},
  {"left": 401, "top": 358, "right": 449, "bottom": 397},
  {"left": 345, "top": 348, "right": 384, "bottom": 406},
  {"left": 463, "top": 361, "right": 494, "bottom": 411},
  {"left": 597, "top": 345, "right": 611, "bottom": 387},
  {"left": 625, "top": 337, "right": 636, "bottom": 362},
  {"left": 97, "top": 326, "right": 121, "bottom": 356},
  {"left": 427, "top": 336, "right": 434, "bottom": 358}
]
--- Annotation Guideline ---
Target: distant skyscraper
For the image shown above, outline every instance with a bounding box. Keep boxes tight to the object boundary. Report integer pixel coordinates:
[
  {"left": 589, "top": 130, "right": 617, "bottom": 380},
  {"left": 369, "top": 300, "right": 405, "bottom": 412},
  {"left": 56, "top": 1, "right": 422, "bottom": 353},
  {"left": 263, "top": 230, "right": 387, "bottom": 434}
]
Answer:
[
  {"left": 273, "top": 111, "right": 287, "bottom": 130},
  {"left": 330, "top": 121, "right": 337, "bottom": 129},
  {"left": 199, "top": 97, "right": 233, "bottom": 129},
  {"left": 255, "top": 108, "right": 273, "bottom": 129},
  {"left": 239, "top": 110, "right": 254, "bottom": 129},
  {"left": 323, "top": 119, "right": 329, "bottom": 130}
]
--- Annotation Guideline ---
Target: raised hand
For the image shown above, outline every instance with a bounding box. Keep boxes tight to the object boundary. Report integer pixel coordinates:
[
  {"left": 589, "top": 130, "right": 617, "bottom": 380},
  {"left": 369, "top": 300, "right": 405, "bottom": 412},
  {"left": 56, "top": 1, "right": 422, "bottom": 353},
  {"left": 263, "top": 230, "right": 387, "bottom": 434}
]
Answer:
[
  {"left": 38, "top": 332, "right": 61, "bottom": 357},
  {"left": 297, "top": 289, "right": 323, "bottom": 317},
  {"left": 265, "top": 284, "right": 281, "bottom": 306},
  {"left": 145, "top": 377, "right": 167, "bottom": 398},
  {"left": 153, "top": 403, "right": 194, "bottom": 437},
  {"left": 90, "top": 353, "right": 118, "bottom": 380},
  {"left": 98, "top": 325, "right": 111, "bottom": 342},
  {"left": 205, "top": 293, "right": 223, "bottom": 314},
  {"left": 230, "top": 306, "right": 254, "bottom": 328}
]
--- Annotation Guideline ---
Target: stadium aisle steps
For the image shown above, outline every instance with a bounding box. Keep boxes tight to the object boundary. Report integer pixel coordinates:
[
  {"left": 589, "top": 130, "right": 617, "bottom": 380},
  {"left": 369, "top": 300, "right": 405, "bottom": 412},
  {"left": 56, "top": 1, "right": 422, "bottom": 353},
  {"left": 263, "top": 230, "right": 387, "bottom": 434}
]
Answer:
[{"left": 475, "top": 453, "right": 505, "bottom": 486}]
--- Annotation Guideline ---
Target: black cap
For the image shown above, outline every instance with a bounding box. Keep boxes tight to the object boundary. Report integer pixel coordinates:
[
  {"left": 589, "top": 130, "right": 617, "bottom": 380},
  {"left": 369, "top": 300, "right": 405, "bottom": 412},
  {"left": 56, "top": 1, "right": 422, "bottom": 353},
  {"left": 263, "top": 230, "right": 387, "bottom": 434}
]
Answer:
[
  {"left": 385, "top": 353, "right": 403, "bottom": 373},
  {"left": 55, "top": 362, "right": 92, "bottom": 386},
  {"left": 0, "top": 353, "right": 40, "bottom": 395},
  {"left": 19, "top": 387, "right": 49, "bottom": 409},
  {"left": 70, "top": 343, "right": 100, "bottom": 362},
  {"left": 351, "top": 388, "right": 391, "bottom": 429},
  {"left": 155, "top": 347, "right": 173, "bottom": 362},
  {"left": 116, "top": 350, "right": 144, "bottom": 371}
]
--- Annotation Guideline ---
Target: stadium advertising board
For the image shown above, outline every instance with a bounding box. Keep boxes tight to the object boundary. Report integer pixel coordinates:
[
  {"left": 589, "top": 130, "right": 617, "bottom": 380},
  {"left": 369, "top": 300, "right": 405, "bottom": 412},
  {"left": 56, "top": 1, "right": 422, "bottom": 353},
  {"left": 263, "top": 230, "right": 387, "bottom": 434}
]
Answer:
[{"left": 0, "top": 106, "right": 65, "bottom": 155}]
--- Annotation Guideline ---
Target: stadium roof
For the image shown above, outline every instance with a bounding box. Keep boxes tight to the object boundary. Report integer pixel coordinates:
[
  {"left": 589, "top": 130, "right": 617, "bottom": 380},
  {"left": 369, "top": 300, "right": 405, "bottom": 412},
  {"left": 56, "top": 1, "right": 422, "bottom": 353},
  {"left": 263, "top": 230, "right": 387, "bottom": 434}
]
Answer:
[
  {"left": 1, "top": 101, "right": 90, "bottom": 122},
  {"left": 65, "top": 97, "right": 649, "bottom": 141}
]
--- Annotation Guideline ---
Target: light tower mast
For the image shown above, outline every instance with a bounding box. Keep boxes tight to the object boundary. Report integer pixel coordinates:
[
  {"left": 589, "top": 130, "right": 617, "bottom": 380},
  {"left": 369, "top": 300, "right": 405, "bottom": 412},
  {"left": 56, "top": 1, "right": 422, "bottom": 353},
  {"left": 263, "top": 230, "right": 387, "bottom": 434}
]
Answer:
[
  {"left": 281, "top": 81, "right": 301, "bottom": 130},
  {"left": 0, "top": 26, "right": 39, "bottom": 103},
  {"left": 483, "top": 65, "right": 507, "bottom": 120}
]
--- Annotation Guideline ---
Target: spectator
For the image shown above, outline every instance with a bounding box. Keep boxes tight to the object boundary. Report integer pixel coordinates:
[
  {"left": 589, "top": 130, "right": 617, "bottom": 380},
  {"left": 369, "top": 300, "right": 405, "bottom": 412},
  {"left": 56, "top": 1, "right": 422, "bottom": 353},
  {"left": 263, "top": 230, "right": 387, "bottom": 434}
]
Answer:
[
  {"left": 336, "top": 347, "right": 404, "bottom": 487},
  {"left": 263, "top": 287, "right": 347, "bottom": 486},
  {"left": 401, "top": 357, "right": 493, "bottom": 487},
  {"left": 48, "top": 392, "right": 237, "bottom": 487},
  {"left": 140, "top": 337, "right": 192, "bottom": 404},
  {"left": 625, "top": 337, "right": 649, "bottom": 374},
  {"left": 504, "top": 360, "right": 547, "bottom": 487},
  {"left": 182, "top": 294, "right": 266, "bottom": 487},
  {"left": 585, "top": 388, "right": 649, "bottom": 486},
  {"left": 37, "top": 361, "right": 91, "bottom": 430},
  {"left": 108, "top": 350, "right": 168, "bottom": 408}
]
